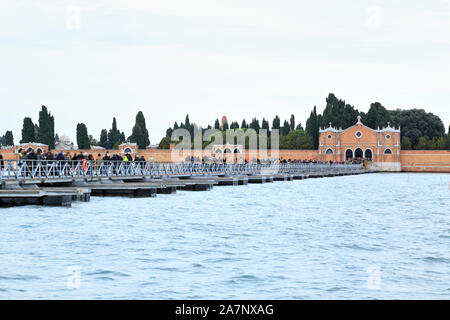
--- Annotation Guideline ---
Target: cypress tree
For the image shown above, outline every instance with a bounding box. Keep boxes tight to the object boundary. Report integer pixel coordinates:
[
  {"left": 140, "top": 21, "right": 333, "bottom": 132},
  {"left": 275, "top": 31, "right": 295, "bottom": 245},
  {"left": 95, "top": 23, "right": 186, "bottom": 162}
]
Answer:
[
  {"left": 100, "top": 129, "right": 108, "bottom": 148},
  {"left": 306, "top": 106, "right": 320, "bottom": 149},
  {"left": 37, "top": 105, "right": 55, "bottom": 149},
  {"left": 166, "top": 127, "right": 173, "bottom": 138},
  {"left": 241, "top": 119, "right": 247, "bottom": 129},
  {"left": 214, "top": 119, "right": 220, "bottom": 130},
  {"left": 249, "top": 118, "right": 260, "bottom": 132},
  {"left": 76, "top": 123, "right": 90, "bottom": 149},
  {"left": 128, "top": 111, "right": 150, "bottom": 149},
  {"left": 290, "top": 115, "right": 295, "bottom": 131},
  {"left": 4, "top": 131, "right": 14, "bottom": 146},
  {"left": 281, "top": 120, "right": 290, "bottom": 136},
  {"left": 21, "top": 117, "right": 35, "bottom": 143},
  {"left": 272, "top": 116, "right": 281, "bottom": 130},
  {"left": 230, "top": 121, "right": 240, "bottom": 129},
  {"left": 107, "top": 117, "right": 124, "bottom": 149},
  {"left": 261, "top": 118, "right": 270, "bottom": 134},
  {"left": 223, "top": 122, "right": 229, "bottom": 130}
]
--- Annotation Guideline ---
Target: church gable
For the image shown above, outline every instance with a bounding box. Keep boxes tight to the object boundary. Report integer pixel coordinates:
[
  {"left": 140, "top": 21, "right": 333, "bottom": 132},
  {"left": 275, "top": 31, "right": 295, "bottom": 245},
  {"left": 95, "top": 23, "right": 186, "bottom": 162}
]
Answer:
[{"left": 341, "top": 123, "right": 378, "bottom": 144}]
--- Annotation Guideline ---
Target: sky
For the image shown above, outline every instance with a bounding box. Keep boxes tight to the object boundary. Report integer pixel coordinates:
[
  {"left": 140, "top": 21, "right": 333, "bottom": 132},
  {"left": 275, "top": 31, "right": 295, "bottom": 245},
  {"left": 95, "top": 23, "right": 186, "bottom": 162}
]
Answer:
[{"left": 1, "top": 0, "right": 449, "bottom": 145}]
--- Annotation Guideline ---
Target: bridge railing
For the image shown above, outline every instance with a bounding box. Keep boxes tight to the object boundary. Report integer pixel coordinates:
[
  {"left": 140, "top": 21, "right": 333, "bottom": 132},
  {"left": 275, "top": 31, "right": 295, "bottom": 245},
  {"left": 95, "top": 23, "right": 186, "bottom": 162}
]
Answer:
[{"left": 0, "top": 160, "right": 363, "bottom": 181}]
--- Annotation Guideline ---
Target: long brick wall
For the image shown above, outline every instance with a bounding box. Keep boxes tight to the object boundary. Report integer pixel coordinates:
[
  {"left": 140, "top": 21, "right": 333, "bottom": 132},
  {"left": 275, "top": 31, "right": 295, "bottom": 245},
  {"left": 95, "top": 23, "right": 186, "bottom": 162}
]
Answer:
[
  {"left": 2, "top": 147, "right": 450, "bottom": 172},
  {"left": 400, "top": 150, "right": 450, "bottom": 173}
]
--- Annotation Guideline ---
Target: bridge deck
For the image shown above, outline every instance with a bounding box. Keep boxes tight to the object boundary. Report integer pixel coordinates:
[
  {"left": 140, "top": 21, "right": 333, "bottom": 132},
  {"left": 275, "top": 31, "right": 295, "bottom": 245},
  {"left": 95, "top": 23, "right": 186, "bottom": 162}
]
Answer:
[{"left": 0, "top": 160, "right": 377, "bottom": 207}]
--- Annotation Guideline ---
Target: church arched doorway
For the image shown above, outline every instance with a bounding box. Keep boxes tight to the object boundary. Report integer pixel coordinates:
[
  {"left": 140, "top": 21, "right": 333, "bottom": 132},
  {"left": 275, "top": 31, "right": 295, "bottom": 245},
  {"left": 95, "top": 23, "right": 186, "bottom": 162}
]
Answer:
[
  {"left": 365, "top": 149, "right": 373, "bottom": 160},
  {"left": 345, "top": 149, "right": 353, "bottom": 160},
  {"left": 355, "top": 148, "right": 363, "bottom": 159}
]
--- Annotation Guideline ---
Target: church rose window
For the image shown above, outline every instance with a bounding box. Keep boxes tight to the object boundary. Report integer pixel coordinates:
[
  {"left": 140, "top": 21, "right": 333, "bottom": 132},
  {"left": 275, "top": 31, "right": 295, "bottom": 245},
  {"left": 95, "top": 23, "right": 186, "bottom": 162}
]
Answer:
[{"left": 355, "top": 131, "right": 363, "bottom": 138}]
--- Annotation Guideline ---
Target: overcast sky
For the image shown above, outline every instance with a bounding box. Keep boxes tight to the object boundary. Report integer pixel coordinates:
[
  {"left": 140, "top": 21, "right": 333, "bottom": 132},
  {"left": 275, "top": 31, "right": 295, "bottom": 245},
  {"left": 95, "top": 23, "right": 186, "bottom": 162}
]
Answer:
[{"left": 1, "top": 0, "right": 449, "bottom": 145}]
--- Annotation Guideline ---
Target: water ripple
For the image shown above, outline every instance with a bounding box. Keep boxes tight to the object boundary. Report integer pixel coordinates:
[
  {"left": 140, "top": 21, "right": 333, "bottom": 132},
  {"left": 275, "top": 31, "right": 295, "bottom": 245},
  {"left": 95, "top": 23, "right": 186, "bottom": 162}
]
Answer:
[{"left": 0, "top": 173, "right": 449, "bottom": 299}]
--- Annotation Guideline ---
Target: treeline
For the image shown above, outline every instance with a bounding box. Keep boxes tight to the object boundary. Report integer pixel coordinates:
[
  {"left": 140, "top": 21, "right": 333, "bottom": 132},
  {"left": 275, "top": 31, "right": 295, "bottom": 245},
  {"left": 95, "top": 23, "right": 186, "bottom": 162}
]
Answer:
[
  {"left": 305, "top": 93, "right": 450, "bottom": 150},
  {"left": 2, "top": 95, "right": 449, "bottom": 151},
  {"left": 0, "top": 106, "right": 151, "bottom": 150},
  {"left": 161, "top": 114, "right": 315, "bottom": 150}
]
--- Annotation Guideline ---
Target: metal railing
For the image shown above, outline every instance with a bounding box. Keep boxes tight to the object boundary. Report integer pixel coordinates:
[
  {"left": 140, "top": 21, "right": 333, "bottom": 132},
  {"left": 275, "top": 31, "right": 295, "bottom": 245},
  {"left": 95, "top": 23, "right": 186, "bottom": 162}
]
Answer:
[{"left": 0, "top": 160, "right": 363, "bottom": 182}]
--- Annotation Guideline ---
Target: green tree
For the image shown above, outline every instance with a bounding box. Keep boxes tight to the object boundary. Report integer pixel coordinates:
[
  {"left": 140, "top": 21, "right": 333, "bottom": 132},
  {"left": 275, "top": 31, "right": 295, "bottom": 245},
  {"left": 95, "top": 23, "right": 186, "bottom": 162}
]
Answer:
[
  {"left": 261, "top": 118, "right": 270, "bottom": 134},
  {"left": 289, "top": 114, "right": 295, "bottom": 131},
  {"left": 100, "top": 129, "right": 108, "bottom": 148},
  {"left": 321, "top": 93, "right": 359, "bottom": 129},
  {"left": 4, "top": 131, "right": 14, "bottom": 146},
  {"left": 279, "top": 130, "right": 314, "bottom": 149},
  {"left": 89, "top": 135, "right": 100, "bottom": 146},
  {"left": 249, "top": 118, "right": 260, "bottom": 132},
  {"left": 76, "top": 123, "right": 90, "bottom": 149},
  {"left": 37, "top": 105, "right": 55, "bottom": 149},
  {"left": 230, "top": 121, "right": 239, "bottom": 129},
  {"left": 107, "top": 117, "right": 125, "bottom": 149},
  {"left": 128, "top": 111, "right": 150, "bottom": 149},
  {"left": 446, "top": 126, "right": 450, "bottom": 150},
  {"left": 272, "top": 116, "right": 280, "bottom": 130},
  {"left": 306, "top": 106, "right": 320, "bottom": 149},
  {"left": 222, "top": 122, "right": 229, "bottom": 130},
  {"left": 21, "top": 117, "right": 35, "bottom": 143},
  {"left": 158, "top": 137, "right": 172, "bottom": 149},
  {"left": 214, "top": 119, "right": 220, "bottom": 130},
  {"left": 241, "top": 119, "right": 248, "bottom": 129},
  {"left": 416, "top": 137, "right": 432, "bottom": 150},
  {"left": 281, "top": 120, "right": 290, "bottom": 136},
  {"left": 390, "top": 109, "right": 445, "bottom": 149},
  {"left": 364, "top": 102, "right": 392, "bottom": 129},
  {"left": 401, "top": 136, "right": 413, "bottom": 150},
  {"left": 166, "top": 127, "right": 173, "bottom": 138}
]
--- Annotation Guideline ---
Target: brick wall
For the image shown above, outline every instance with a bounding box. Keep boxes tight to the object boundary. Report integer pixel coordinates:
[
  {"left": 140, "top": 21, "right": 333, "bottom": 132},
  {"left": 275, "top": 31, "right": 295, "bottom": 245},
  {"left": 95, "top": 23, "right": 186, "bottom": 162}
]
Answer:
[{"left": 400, "top": 150, "right": 450, "bottom": 173}]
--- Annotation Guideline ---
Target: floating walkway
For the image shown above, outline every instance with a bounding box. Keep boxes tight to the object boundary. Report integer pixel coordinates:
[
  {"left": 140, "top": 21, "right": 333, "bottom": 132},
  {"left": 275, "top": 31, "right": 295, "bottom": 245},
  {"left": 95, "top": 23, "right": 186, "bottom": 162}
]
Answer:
[{"left": 0, "top": 161, "right": 376, "bottom": 207}]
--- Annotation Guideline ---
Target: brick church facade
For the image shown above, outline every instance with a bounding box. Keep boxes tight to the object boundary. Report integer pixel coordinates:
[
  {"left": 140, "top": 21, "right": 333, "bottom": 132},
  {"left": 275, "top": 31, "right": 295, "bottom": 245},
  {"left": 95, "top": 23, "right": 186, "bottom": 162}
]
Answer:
[{"left": 318, "top": 116, "right": 402, "bottom": 171}]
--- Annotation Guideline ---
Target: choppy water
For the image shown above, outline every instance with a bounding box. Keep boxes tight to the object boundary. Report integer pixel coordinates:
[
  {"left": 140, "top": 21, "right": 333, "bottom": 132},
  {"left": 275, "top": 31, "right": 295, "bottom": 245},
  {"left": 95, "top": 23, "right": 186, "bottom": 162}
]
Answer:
[{"left": 0, "top": 173, "right": 449, "bottom": 299}]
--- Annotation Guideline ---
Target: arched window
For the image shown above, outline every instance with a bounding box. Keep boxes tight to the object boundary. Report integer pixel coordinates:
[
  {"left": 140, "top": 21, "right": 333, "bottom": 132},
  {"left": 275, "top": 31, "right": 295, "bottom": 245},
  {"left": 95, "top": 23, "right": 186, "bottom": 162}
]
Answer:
[
  {"left": 215, "top": 149, "right": 223, "bottom": 154},
  {"left": 224, "top": 148, "right": 232, "bottom": 154},
  {"left": 124, "top": 148, "right": 132, "bottom": 154},
  {"left": 384, "top": 148, "right": 393, "bottom": 155},
  {"left": 234, "top": 149, "right": 240, "bottom": 154},
  {"left": 26, "top": 147, "right": 33, "bottom": 153},
  {"left": 345, "top": 149, "right": 353, "bottom": 160},
  {"left": 18, "top": 148, "right": 23, "bottom": 153},
  {"left": 326, "top": 148, "right": 333, "bottom": 155},
  {"left": 36, "top": 148, "right": 43, "bottom": 153},
  {"left": 365, "top": 149, "right": 373, "bottom": 160},
  {"left": 355, "top": 148, "right": 363, "bottom": 158}
]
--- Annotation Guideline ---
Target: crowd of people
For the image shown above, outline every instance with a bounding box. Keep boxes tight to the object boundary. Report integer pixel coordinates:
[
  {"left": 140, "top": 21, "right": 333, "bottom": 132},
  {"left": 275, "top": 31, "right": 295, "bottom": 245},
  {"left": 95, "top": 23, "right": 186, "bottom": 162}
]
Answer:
[
  {"left": 15, "top": 149, "right": 147, "bottom": 163},
  {"left": 0, "top": 150, "right": 366, "bottom": 170}
]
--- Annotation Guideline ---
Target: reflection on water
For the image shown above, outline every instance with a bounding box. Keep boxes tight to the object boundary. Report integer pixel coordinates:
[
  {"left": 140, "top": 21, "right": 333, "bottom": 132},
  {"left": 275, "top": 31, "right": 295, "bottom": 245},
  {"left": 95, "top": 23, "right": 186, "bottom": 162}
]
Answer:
[{"left": 0, "top": 173, "right": 449, "bottom": 299}]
